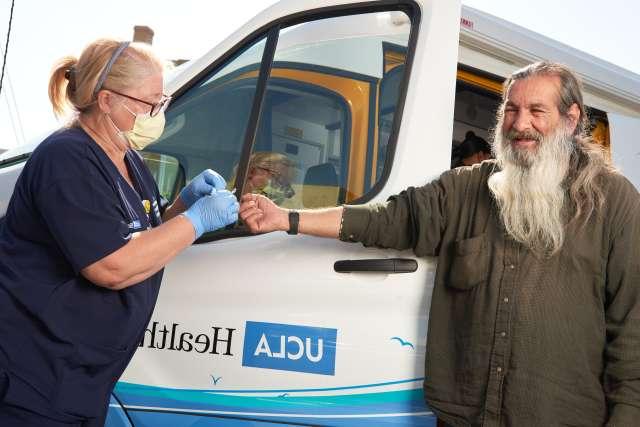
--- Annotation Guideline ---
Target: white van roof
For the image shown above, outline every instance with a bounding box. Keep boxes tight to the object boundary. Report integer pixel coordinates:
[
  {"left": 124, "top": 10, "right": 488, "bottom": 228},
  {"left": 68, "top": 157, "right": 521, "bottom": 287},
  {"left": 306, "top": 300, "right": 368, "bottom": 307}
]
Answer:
[
  {"left": 169, "top": 0, "right": 640, "bottom": 114},
  {"left": 459, "top": 5, "right": 640, "bottom": 114}
]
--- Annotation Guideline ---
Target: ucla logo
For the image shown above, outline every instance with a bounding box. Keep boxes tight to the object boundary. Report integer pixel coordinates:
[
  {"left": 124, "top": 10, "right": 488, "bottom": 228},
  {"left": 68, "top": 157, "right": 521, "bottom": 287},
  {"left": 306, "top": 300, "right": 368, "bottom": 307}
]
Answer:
[{"left": 242, "top": 321, "right": 337, "bottom": 376}]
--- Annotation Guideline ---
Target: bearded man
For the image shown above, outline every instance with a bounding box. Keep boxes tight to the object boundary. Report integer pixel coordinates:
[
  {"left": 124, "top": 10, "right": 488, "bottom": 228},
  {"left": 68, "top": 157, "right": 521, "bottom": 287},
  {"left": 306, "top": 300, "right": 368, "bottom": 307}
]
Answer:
[{"left": 239, "top": 62, "right": 640, "bottom": 426}]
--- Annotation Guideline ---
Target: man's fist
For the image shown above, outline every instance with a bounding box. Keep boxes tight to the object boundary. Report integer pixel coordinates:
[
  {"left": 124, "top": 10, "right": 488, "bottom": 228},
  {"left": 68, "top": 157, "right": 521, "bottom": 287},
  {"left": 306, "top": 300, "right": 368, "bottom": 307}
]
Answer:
[{"left": 239, "top": 193, "right": 289, "bottom": 234}]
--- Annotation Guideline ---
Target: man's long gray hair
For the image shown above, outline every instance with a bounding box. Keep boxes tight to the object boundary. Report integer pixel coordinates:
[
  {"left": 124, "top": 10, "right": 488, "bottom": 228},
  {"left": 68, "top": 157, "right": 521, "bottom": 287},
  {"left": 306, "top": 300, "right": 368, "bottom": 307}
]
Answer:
[{"left": 488, "top": 61, "right": 616, "bottom": 256}]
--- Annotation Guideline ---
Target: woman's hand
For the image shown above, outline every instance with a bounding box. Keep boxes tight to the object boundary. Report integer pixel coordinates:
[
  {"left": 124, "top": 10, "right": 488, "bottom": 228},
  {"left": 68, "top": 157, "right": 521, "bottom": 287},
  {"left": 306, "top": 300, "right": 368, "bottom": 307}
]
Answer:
[
  {"left": 179, "top": 169, "right": 226, "bottom": 208},
  {"left": 182, "top": 190, "right": 239, "bottom": 238}
]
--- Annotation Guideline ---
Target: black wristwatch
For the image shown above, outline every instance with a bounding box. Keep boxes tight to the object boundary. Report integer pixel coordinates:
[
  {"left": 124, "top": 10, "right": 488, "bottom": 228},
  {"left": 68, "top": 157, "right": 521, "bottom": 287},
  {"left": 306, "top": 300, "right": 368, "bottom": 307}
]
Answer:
[{"left": 287, "top": 210, "right": 299, "bottom": 235}]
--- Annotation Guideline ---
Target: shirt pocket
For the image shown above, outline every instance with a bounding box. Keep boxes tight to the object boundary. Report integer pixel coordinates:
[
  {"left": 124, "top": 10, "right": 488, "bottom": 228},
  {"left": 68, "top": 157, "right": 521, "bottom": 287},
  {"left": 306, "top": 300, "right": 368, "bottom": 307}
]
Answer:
[{"left": 447, "top": 233, "right": 489, "bottom": 290}]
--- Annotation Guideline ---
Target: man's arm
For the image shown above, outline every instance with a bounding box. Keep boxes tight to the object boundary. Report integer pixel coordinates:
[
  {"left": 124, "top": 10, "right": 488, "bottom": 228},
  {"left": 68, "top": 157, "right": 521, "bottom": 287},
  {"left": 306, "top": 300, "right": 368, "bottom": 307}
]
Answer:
[
  {"left": 240, "top": 175, "right": 449, "bottom": 257},
  {"left": 239, "top": 193, "right": 342, "bottom": 238}
]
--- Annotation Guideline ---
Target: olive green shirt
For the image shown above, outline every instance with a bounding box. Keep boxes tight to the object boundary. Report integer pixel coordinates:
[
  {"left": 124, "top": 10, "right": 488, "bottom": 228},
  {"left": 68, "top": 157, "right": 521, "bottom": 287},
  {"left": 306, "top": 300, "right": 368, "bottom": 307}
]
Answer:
[{"left": 340, "top": 160, "right": 640, "bottom": 427}]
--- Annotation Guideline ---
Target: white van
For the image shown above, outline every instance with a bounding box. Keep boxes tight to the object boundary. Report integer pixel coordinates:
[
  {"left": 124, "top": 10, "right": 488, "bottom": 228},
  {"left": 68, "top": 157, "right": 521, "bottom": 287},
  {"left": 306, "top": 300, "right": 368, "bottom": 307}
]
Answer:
[{"left": 1, "top": 1, "right": 639, "bottom": 426}]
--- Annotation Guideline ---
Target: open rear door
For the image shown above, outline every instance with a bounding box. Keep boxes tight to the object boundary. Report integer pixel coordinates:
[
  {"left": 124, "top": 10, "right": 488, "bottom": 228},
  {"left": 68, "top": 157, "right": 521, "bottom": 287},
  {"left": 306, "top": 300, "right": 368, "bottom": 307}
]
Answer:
[{"left": 608, "top": 113, "right": 640, "bottom": 190}]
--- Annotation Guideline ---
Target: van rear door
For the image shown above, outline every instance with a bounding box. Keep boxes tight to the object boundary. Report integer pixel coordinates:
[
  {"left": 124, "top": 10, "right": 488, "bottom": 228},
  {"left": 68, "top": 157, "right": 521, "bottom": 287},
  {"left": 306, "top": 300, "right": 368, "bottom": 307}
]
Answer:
[{"left": 609, "top": 113, "right": 640, "bottom": 190}]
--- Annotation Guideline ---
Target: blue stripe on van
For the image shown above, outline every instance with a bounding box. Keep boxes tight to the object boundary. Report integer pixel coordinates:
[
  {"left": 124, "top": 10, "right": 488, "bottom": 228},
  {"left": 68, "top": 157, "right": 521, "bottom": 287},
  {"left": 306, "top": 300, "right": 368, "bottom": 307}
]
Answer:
[
  {"left": 122, "top": 410, "right": 437, "bottom": 427},
  {"left": 113, "top": 379, "right": 435, "bottom": 425},
  {"left": 117, "top": 377, "right": 425, "bottom": 394}
]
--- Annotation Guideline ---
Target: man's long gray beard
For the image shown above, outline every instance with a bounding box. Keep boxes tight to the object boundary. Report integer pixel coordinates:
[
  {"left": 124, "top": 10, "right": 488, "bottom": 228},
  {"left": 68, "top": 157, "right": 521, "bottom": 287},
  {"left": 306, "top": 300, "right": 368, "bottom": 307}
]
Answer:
[{"left": 488, "top": 125, "right": 575, "bottom": 256}]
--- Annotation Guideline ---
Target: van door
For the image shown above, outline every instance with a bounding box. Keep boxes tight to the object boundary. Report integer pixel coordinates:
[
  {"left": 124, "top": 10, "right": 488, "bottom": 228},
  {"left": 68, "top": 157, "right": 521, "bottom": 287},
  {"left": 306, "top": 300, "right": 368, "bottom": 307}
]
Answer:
[
  {"left": 112, "top": 1, "right": 462, "bottom": 426},
  {"left": 608, "top": 113, "right": 640, "bottom": 190}
]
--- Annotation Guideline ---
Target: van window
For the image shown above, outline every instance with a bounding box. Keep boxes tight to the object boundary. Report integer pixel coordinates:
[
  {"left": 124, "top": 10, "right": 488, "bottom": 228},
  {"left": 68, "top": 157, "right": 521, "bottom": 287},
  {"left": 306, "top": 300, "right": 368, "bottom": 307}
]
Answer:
[
  {"left": 248, "top": 80, "right": 350, "bottom": 208},
  {"left": 451, "top": 73, "right": 501, "bottom": 168},
  {"left": 144, "top": 37, "right": 267, "bottom": 191},
  {"left": 143, "top": 6, "right": 417, "bottom": 239},
  {"left": 246, "top": 11, "right": 412, "bottom": 209}
]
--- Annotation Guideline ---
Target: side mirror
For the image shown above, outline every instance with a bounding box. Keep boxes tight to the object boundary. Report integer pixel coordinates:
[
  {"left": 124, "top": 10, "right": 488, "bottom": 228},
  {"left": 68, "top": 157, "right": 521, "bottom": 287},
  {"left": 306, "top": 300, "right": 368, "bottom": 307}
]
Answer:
[{"left": 140, "top": 152, "right": 185, "bottom": 203}]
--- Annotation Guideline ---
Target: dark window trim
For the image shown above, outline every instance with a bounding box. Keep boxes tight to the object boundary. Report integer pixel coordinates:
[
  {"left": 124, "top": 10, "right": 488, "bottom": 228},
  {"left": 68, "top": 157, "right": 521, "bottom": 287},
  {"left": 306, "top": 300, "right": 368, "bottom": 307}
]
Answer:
[
  {"left": 196, "top": 29, "right": 280, "bottom": 245},
  {"left": 373, "top": 63, "right": 406, "bottom": 185},
  {"left": 231, "top": 27, "right": 280, "bottom": 203},
  {"left": 0, "top": 152, "right": 30, "bottom": 168},
  {"left": 363, "top": 80, "right": 378, "bottom": 191},
  {"left": 166, "top": 1, "right": 421, "bottom": 243},
  {"left": 381, "top": 41, "right": 408, "bottom": 76}
]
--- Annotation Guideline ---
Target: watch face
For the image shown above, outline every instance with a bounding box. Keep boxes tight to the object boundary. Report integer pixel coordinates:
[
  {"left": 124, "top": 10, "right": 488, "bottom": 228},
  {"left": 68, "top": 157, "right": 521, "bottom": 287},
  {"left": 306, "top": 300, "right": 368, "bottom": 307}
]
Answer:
[{"left": 288, "top": 211, "right": 299, "bottom": 235}]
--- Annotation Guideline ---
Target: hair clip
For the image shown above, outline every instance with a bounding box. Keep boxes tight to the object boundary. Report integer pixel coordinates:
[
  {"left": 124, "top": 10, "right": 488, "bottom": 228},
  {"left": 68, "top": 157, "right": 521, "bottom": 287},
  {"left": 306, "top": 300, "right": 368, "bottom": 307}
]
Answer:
[{"left": 64, "top": 67, "right": 77, "bottom": 91}]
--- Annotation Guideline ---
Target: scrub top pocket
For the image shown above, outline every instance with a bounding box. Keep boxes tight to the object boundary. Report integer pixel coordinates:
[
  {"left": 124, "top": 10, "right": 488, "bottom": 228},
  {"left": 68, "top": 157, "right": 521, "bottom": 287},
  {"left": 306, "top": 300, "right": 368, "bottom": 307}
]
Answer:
[{"left": 54, "top": 342, "right": 128, "bottom": 418}]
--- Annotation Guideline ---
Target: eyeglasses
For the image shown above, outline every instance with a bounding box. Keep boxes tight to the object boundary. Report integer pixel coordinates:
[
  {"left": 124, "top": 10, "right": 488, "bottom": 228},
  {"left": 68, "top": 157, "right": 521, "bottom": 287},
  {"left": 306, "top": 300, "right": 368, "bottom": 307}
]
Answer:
[
  {"left": 106, "top": 88, "right": 172, "bottom": 117},
  {"left": 254, "top": 166, "right": 285, "bottom": 183}
]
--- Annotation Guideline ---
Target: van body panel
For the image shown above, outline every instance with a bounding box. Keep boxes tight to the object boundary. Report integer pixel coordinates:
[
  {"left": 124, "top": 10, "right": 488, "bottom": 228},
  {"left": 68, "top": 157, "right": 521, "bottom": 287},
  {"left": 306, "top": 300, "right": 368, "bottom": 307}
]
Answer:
[
  {"left": 0, "top": 163, "right": 23, "bottom": 217},
  {"left": 117, "top": 233, "right": 437, "bottom": 424}
]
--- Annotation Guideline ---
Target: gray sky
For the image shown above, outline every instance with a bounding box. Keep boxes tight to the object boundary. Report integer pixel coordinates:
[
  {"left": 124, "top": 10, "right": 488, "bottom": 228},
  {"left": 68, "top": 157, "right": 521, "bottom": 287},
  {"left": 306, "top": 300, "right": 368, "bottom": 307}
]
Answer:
[{"left": 0, "top": 0, "right": 638, "bottom": 151}]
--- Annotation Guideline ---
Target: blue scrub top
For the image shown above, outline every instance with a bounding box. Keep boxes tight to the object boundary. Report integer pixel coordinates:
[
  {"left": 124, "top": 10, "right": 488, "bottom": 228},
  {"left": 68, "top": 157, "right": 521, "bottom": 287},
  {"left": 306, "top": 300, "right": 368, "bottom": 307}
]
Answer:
[{"left": 0, "top": 127, "right": 165, "bottom": 423}]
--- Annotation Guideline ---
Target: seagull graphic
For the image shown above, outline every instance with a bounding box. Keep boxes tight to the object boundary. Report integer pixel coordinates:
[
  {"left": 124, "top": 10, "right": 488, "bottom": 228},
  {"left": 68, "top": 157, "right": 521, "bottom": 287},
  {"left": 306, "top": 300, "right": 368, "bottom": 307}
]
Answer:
[
  {"left": 278, "top": 393, "right": 289, "bottom": 398},
  {"left": 390, "top": 336, "right": 414, "bottom": 349},
  {"left": 210, "top": 375, "right": 222, "bottom": 385}
]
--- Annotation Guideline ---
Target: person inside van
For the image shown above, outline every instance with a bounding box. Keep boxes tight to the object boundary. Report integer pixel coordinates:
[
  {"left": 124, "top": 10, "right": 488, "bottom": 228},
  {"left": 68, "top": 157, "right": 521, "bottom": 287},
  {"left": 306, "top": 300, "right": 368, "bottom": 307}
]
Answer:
[
  {"left": 232, "top": 151, "right": 296, "bottom": 206},
  {"left": 0, "top": 39, "right": 238, "bottom": 426},
  {"left": 452, "top": 130, "right": 492, "bottom": 167},
  {"left": 239, "top": 61, "right": 640, "bottom": 426}
]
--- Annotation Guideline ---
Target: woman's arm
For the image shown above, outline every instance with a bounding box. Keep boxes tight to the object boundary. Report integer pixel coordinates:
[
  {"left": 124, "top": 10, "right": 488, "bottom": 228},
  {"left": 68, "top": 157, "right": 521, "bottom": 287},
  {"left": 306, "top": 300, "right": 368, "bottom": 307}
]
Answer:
[
  {"left": 81, "top": 214, "right": 195, "bottom": 290},
  {"left": 82, "top": 190, "right": 238, "bottom": 290}
]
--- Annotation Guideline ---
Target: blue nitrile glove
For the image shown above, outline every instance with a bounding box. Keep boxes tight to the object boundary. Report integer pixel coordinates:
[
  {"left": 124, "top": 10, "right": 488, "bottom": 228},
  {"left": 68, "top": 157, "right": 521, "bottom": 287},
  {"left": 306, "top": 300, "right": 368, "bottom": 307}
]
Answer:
[
  {"left": 182, "top": 190, "right": 239, "bottom": 239},
  {"left": 179, "top": 169, "right": 227, "bottom": 208}
]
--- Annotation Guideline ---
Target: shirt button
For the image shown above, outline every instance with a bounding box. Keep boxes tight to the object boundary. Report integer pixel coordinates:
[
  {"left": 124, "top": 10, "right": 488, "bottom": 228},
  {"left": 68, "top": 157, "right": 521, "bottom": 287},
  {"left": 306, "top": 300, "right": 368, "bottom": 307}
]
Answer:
[
  {"left": 500, "top": 332, "right": 507, "bottom": 337},
  {"left": 497, "top": 366, "right": 502, "bottom": 373},
  {"left": 508, "top": 264, "right": 515, "bottom": 269},
  {"left": 503, "top": 297, "right": 509, "bottom": 303}
]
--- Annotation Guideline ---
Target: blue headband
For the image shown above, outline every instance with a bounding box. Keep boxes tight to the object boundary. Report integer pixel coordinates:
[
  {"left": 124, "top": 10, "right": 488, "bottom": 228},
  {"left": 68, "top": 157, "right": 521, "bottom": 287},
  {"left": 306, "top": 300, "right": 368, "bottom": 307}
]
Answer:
[{"left": 93, "top": 41, "right": 130, "bottom": 97}]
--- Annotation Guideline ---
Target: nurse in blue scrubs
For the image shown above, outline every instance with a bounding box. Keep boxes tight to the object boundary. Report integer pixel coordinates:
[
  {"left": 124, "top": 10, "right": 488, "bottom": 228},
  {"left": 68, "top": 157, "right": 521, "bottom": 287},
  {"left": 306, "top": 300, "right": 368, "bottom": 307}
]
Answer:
[{"left": 0, "top": 39, "right": 238, "bottom": 426}]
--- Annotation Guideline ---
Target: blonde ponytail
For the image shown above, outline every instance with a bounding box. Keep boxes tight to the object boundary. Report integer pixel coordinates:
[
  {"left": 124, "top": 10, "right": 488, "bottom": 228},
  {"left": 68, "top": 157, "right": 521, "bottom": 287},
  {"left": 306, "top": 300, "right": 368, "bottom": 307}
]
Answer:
[
  {"left": 47, "top": 39, "right": 164, "bottom": 121},
  {"left": 48, "top": 56, "right": 77, "bottom": 118}
]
